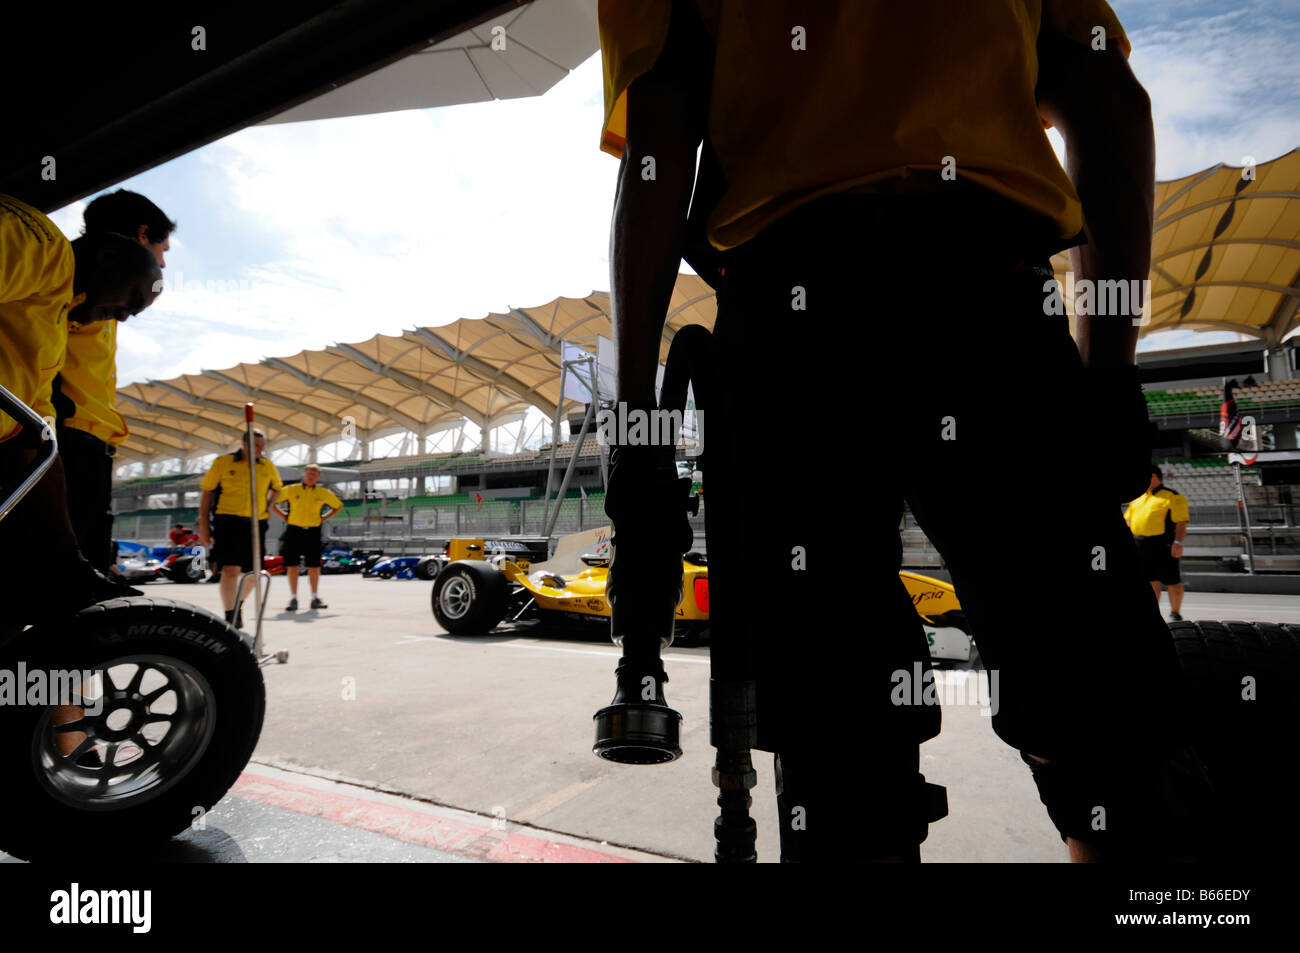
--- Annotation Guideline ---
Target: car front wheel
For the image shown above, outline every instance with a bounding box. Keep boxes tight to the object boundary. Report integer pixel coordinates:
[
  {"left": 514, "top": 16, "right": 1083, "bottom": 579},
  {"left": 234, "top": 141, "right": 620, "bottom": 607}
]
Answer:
[{"left": 431, "top": 562, "right": 507, "bottom": 635}]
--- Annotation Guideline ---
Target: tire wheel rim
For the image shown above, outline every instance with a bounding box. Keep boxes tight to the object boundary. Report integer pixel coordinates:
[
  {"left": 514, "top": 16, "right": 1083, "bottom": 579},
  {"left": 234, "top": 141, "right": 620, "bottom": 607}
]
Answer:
[
  {"left": 440, "top": 576, "right": 473, "bottom": 620},
  {"left": 34, "top": 654, "right": 217, "bottom": 811}
]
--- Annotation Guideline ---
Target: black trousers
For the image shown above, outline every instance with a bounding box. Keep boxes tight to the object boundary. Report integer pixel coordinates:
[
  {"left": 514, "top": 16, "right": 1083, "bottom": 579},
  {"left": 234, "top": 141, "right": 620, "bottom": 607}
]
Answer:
[
  {"left": 702, "top": 192, "right": 1185, "bottom": 857},
  {"left": 213, "top": 514, "right": 269, "bottom": 572},
  {"left": 56, "top": 427, "right": 115, "bottom": 573},
  {"left": 282, "top": 525, "right": 323, "bottom": 567}
]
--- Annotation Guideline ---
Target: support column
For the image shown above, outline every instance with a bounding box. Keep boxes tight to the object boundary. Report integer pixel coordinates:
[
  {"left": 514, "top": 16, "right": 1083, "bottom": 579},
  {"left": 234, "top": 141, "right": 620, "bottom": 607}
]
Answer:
[
  {"left": 1266, "top": 343, "right": 1295, "bottom": 381},
  {"left": 357, "top": 429, "right": 370, "bottom": 500}
]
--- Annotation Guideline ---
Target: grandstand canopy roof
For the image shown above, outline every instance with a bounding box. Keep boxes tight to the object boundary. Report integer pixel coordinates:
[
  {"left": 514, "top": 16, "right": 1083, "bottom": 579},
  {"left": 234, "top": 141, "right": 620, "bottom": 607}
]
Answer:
[
  {"left": 1051, "top": 149, "right": 1300, "bottom": 345},
  {"left": 116, "top": 275, "right": 718, "bottom": 463}
]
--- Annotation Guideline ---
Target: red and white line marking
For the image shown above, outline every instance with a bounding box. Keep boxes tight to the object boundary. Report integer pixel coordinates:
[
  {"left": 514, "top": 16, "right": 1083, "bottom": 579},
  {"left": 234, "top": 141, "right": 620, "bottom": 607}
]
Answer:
[{"left": 232, "top": 764, "right": 673, "bottom": 863}]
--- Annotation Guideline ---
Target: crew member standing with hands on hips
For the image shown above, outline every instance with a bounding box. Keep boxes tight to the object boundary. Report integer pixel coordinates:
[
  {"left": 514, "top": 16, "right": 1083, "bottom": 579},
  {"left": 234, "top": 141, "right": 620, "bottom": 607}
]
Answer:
[{"left": 275, "top": 463, "right": 342, "bottom": 611}]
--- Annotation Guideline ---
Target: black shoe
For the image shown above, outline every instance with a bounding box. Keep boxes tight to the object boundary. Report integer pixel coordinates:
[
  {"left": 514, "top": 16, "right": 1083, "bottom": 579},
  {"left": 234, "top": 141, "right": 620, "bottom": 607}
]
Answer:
[
  {"left": 1168, "top": 611, "right": 1184, "bottom": 622},
  {"left": 310, "top": 596, "right": 327, "bottom": 609},
  {"left": 286, "top": 596, "right": 298, "bottom": 612}
]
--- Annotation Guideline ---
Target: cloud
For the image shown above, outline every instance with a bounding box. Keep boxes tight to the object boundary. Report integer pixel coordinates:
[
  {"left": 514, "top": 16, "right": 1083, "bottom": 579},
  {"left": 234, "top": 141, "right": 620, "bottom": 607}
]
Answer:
[
  {"left": 107, "top": 54, "right": 616, "bottom": 388},
  {"left": 1120, "top": 1, "right": 1300, "bottom": 177}
]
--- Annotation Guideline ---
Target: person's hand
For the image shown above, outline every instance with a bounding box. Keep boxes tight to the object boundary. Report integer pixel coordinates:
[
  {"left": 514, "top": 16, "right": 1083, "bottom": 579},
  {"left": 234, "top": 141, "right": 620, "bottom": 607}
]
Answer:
[
  {"left": 1171, "top": 540, "right": 1184, "bottom": 557},
  {"left": 604, "top": 441, "right": 694, "bottom": 649},
  {"left": 199, "top": 526, "right": 212, "bottom": 548}
]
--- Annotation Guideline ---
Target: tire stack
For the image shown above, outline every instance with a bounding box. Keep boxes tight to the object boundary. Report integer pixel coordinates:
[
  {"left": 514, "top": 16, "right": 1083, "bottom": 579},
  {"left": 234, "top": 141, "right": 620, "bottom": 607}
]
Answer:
[{"left": 1171, "top": 620, "right": 1299, "bottom": 859}]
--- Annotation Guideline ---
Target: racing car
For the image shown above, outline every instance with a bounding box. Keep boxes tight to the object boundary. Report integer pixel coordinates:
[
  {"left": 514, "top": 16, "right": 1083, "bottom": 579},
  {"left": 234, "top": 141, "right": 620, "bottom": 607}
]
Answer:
[
  {"left": 364, "top": 555, "right": 424, "bottom": 579},
  {"left": 431, "top": 527, "right": 710, "bottom": 642},
  {"left": 430, "top": 527, "right": 975, "bottom": 661},
  {"left": 113, "top": 540, "right": 213, "bottom": 584},
  {"left": 320, "top": 546, "right": 385, "bottom": 574},
  {"left": 130, "top": 543, "right": 283, "bottom": 583},
  {"left": 112, "top": 540, "right": 168, "bottom": 584}
]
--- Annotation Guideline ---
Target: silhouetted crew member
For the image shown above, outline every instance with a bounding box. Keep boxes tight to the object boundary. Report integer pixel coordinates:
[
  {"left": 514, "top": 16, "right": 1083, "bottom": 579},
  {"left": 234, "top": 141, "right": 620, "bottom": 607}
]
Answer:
[{"left": 598, "top": 0, "right": 1204, "bottom": 861}]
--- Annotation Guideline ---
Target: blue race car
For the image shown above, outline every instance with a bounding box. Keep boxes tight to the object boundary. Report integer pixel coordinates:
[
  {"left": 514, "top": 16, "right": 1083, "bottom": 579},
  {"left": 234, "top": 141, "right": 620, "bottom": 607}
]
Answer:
[{"left": 363, "top": 555, "right": 424, "bottom": 580}]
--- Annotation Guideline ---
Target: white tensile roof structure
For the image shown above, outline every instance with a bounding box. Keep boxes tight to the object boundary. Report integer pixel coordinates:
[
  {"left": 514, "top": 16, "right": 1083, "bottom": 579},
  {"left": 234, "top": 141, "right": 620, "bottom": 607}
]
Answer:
[
  {"left": 115, "top": 274, "right": 718, "bottom": 465},
  {"left": 1051, "top": 148, "right": 1300, "bottom": 342}
]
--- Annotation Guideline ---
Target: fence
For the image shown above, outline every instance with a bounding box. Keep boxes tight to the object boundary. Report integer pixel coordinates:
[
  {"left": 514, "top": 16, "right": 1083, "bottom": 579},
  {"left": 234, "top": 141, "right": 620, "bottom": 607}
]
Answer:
[
  {"left": 114, "top": 512, "right": 179, "bottom": 543},
  {"left": 118, "top": 495, "right": 1292, "bottom": 572},
  {"left": 322, "top": 497, "right": 706, "bottom": 540}
]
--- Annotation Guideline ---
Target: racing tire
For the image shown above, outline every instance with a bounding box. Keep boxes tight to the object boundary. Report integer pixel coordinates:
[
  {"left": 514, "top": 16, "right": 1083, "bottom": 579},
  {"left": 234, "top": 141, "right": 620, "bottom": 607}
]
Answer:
[
  {"left": 413, "top": 557, "right": 441, "bottom": 581},
  {"left": 1170, "top": 620, "right": 1300, "bottom": 857},
  {"left": 378, "top": 569, "right": 394, "bottom": 580},
  {"left": 431, "top": 561, "right": 507, "bottom": 635},
  {"left": 0, "top": 597, "right": 265, "bottom": 860},
  {"left": 166, "top": 555, "right": 205, "bottom": 584}
]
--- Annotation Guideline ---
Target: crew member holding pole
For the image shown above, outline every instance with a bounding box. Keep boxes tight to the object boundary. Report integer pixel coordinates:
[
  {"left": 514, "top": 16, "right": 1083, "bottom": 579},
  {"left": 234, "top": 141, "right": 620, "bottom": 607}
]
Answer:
[
  {"left": 275, "top": 463, "right": 342, "bottom": 611},
  {"left": 197, "top": 427, "right": 282, "bottom": 627}
]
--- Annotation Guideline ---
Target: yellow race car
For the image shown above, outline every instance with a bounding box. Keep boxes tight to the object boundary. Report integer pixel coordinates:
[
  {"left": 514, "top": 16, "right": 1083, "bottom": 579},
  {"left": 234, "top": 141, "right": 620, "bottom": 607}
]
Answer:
[
  {"left": 431, "top": 527, "right": 973, "bottom": 661},
  {"left": 431, "top": 527, "right": 711, "bottom": 641}
]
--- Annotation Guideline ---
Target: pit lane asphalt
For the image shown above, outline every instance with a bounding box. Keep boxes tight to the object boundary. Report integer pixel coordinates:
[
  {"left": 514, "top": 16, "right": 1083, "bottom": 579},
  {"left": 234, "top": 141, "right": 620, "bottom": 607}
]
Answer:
[{"left": 8, "top": 578, "right": 1296, "bottom": 863}]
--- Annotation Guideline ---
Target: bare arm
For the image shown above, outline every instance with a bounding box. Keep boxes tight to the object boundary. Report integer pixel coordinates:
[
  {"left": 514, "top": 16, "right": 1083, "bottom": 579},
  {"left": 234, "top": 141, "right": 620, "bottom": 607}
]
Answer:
[
  {"left": 198, "top": 489, "right": 213, "bottom": 545},
  {"left": 1037, "top": 29, "right": 1155, "bottom": 369},
  {"left": 610, "top": 2, "right": 708, "bottom": 406}
]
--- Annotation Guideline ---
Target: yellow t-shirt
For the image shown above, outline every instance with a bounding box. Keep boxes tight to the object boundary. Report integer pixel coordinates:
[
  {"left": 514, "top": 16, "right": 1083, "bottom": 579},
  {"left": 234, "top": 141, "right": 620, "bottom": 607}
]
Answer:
[
  {"left": 55, "top": 317, "right": 129, "bottom": 445},
  {"left": 278, "top": 483, "right": 343, "bottom": 528},
  {"left": 201, "top": 451, "right": 284, "bottom": 519},
  {"left": 598, "top": 0, "right": 1130, "bottom": 251},
  {"left": 0, "top": 194, "right": 74, "bottom": 441},
  {"left": 1125, "top": 487, "right": 1191, "bottom": 538}
]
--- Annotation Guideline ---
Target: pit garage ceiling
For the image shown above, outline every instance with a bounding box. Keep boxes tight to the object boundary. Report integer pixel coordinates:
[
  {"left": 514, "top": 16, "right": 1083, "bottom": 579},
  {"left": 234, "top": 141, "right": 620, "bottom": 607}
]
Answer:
[
  {"left": 263, "top": 0, "right": 598, "bottom": 124},
  {"left": 0, "top": 0, "right": 598, "bottom": 213}
]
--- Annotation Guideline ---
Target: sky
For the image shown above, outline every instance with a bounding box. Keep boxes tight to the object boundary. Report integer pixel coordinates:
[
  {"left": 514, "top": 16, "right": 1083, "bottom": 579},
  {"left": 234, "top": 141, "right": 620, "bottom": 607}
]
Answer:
[{"left": 47, "top": 0, "right": 1300, "bottom": 416}]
